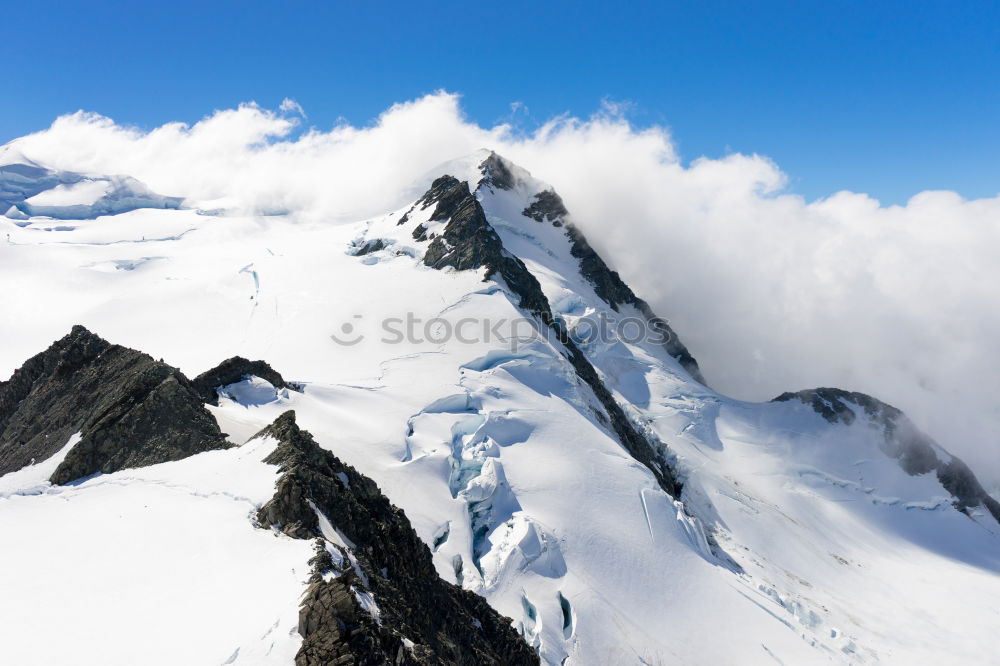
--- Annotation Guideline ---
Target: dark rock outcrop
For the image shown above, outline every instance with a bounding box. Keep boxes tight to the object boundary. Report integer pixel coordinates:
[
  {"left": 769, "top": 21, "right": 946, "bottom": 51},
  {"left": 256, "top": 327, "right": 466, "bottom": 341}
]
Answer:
[
  {"left": 419, "top": 176, "right": 552, "bottom": 318},
  {"left": 774, "top": 388, "right": 1000, "bottom": 522},
  {"left": 350, "top": 238, "right": 389, "bottom": 256},
  {"left": 521, "top": 189, "right": 568, "bottom": 226},
  {"left": 477, "top": 152, "right": 517, "bottom": 192},
  {"left": 0, "top": 325, "right": 228, "bottom": 483},
  {"left": 254, "top": 411, "right": 538, "bottom": 666},
  {"left": 192, "top": 356, "right": 297, "bottom": 406}
]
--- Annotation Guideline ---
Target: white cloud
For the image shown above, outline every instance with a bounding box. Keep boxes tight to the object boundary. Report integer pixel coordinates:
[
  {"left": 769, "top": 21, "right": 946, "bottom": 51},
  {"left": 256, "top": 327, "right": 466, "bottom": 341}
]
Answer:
[
  {"left": 279, "top": 98, "right": 306, "bottom": 116},
  {"left": 7, "top": 92, "right": 1000, "bottom": 485}
]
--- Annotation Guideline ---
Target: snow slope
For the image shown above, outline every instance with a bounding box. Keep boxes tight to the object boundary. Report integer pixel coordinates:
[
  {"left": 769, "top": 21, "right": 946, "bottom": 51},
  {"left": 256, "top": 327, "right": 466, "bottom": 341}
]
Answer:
[
  {"left": 0, "top": 432, "right": 311, "bottom": 666},
  {"left": 1, "top": 151, "right": 998, "bottom": 665}
]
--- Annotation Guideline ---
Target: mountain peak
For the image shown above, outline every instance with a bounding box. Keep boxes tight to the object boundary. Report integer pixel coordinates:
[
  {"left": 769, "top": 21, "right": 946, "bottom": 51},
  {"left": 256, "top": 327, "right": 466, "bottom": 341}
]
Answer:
[
  {"left": 0, "top": 326, "right": 227, "bottom": 484},
  {"left": 477, "top": 151, "right": 518, "bottom": 192},
  {"left": 356, "top": 150, "right": 707, "bottom": 384}
]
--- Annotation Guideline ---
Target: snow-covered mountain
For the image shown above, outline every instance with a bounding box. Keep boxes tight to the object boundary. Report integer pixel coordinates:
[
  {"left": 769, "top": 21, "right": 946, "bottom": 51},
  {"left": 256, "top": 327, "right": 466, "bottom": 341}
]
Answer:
[
  {"left": 1, "top": 150, "right": 998, "bottom": 665},
  {"left": 1, "top": 154, "right": 182, "bottom": 220}
]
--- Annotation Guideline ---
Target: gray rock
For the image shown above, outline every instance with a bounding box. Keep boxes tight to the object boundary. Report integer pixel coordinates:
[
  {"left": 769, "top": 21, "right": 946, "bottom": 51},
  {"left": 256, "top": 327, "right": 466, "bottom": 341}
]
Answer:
[
  {"left": 476, "top": 152, "right": 517, "bottom": 192},
  {"left": 520, "top": 189, "right": 568, "bottom": 225},
  {"left": 563, "top": 222, "right": 705, "bottom": 384},
  {"left": 0, "top": 325, "right": 228, "bottom": 484},
  {"left": 352, "top": 238, "right": 388, "bottom": 256},
  {"left": 192, "top": 356, "right": 298, "bottom": 406}
]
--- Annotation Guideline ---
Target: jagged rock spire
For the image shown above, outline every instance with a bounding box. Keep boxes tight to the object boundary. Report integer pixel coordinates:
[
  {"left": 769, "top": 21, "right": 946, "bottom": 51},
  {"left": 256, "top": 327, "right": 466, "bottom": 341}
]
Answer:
[{"left": 0, "top": 325, "right": 227, "bottom": 483}]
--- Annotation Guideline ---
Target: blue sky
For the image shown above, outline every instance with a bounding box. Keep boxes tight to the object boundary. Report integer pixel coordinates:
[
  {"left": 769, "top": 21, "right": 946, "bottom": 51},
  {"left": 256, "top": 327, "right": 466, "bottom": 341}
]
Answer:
[{"left": 3, "top": 0, "right": 997, "bottom": 203}]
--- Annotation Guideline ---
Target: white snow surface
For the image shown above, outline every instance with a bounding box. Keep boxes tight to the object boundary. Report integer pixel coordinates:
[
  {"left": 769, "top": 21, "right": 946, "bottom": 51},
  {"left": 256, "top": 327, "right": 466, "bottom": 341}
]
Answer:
[
  {"left": 24, "top": 179, "right": 111, "bottom": 207},
  {"left": 2, "top": 151, "right": 999, "bottom": 665},
  {"left": 0, "top": 433, "right": 311, "bottom": 666}
]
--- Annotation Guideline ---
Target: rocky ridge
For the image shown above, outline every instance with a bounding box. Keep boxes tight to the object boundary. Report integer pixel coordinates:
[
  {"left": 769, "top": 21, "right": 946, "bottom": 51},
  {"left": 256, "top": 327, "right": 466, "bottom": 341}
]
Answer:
[
  {"left": 254, "top": 410, "right": 539, "bottom": 666},
  {"left": 0, "top": 325, "right": 227, "bottom": 483},
  {"left": 0, "top": 328, "right": 541, "bottom": 663}
]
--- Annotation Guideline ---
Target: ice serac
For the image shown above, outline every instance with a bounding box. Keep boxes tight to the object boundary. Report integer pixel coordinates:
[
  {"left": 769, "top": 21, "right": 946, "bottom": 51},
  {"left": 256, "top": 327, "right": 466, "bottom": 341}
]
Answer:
[
  {"left": 253, "top": 411, "right": 539, "bottom": 666},
  {"left": 410, "top": 170, "right": 682, "bottom": 497},
  {"left": 0, "top": 325, "right": 227, "bottom": 483},
  {"left": 193, "top": 356, "right": 299, "bottom": 406},
  {"left": 774, "top": 387, "right": 1000, "bottom": 522}
]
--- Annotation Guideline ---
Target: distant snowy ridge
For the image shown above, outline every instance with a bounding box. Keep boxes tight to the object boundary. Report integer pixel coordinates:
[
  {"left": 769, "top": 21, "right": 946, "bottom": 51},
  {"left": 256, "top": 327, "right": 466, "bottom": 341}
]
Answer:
[
  {"left": 1, "top": 160, "right": 182, "bottom": 220},
  {"left": 774, "top": 387, "right": 1000, "bottom": 523}
]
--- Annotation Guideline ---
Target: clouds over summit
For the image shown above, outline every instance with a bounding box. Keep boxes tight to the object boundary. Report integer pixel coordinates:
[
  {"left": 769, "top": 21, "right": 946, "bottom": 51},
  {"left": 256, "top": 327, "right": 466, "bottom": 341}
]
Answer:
[{"left": 6, "top": 92, "right": 999, "bottom": 484}]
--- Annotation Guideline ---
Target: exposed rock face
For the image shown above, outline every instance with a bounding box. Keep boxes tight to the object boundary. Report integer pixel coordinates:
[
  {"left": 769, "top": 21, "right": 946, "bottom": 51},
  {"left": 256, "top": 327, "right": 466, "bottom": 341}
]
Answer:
[
  {"left": 253, "top": 411, "right": 539, "bottom": 666},
  {"left": 351, "top": 238, "right": 389, "bottom": 256},
  {"left": 477, "top": 152, "right": 517, "bottom": 192},
  {"left": 419, "top": 175, "right": 552, "bottom": 317},
  {"left": 0, "top": 325, "right": 227, "bottom": 483},
  {"left": 412, "top": 177, "right": 683, "bottom": 498},
  {"left": 521, "top": 189, "right": 568, "bottom": 225},
  {"left": 420, "top": 176, "right": 504, "bottom": 271},
  {"left": 192, "top": 356, "right": 297, "bottom": 406},
  {"left": 774, "top": 388, "right": 1000, "bottom": 522}
]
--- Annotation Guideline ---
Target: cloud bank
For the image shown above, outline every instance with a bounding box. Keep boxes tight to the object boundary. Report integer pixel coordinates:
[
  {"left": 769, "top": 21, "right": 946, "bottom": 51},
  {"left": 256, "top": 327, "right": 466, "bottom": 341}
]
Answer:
[{"left": 5, "top": 92, "right": 999, "bottom": 486}]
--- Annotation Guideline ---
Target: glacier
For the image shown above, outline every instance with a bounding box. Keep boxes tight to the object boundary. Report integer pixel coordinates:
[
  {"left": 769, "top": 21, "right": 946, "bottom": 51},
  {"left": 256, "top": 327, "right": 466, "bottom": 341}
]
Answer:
[{"left": 0, "top": 149, "right": 998, "bottom": 665}]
